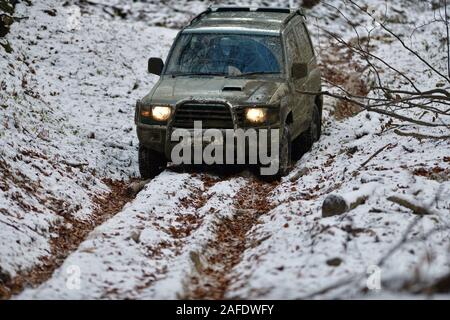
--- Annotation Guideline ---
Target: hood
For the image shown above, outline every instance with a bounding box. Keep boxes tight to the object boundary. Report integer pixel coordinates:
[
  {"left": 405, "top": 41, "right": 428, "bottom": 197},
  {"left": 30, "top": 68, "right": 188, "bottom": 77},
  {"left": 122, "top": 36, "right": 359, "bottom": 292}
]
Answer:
[{"left": 142, "top": 76, "right": 286, "bottom": 106}]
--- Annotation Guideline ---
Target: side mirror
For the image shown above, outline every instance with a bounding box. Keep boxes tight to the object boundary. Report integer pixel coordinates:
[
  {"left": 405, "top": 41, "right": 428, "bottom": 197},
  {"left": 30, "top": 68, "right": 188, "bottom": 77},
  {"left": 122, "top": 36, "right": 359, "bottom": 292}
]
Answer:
[
  {"left": 148, "top": 57, "right": 164, "bottom": 76},
  {"left": 292, "top": 62, "right": 308, "bottom": 79}
]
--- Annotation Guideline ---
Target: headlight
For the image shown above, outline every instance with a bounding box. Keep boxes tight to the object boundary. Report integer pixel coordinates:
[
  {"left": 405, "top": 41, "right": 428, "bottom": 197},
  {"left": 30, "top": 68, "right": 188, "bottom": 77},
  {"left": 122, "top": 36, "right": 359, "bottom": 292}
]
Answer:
[
  {"left": 141, "top": 106, "right": 171, "bottom": 122},
  {"left": 152, "top": 106, "right": 171, "bottom": 121},
  {"left": 245, "top": 108, "right": 267, "bottom": 124}
]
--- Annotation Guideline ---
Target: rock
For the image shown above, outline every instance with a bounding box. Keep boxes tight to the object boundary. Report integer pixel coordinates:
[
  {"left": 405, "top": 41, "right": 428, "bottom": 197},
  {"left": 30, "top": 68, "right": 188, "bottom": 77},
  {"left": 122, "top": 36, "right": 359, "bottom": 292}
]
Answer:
[
  {"left": 289, "top": 167, "right": 310, "bottom": 182},
  {"left": 130, "top": 231, "right": 141, "bottom": 244},
  {"left": 322, "top": 194, "right": 348, "bottom": 217},
  {"left": 326, "top": 257, "right": 343, "bottom": 267},
  {"left": 127, "top": 179, "right": 151, "bottom": 196},
  {"left": 349, "top": 195, "right": 368, "bottom": 210}
]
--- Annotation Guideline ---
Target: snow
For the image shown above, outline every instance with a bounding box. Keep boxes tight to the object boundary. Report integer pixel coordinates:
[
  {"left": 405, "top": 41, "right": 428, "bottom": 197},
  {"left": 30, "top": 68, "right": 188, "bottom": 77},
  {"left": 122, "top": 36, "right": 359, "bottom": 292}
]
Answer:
[
  {"left": 0, "top": 0, "right": 177, "bottom": 276},
  {"left": 1, "top": 0, "right": 450, "bottom": 300},
  {"left": 224, "top": 0, "right": 450, "bottom": 297},
  {"left": 19, "top": 172, "right": 246, "bottom": 299}
]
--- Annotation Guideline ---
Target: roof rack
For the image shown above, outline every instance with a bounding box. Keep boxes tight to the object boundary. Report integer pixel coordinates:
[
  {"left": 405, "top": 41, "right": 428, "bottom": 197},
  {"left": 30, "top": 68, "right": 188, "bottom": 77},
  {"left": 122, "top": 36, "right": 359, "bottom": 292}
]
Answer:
[
  {"left": 188, "top": 7, "right": 305, "bottom": 27},
  {"left": 215, "top": 7, "right": 251, "bottom": 12},
  {"left": 210, "top": 6, "right": 296, "bottom": 14},
  {"left": 255, "top": 8, "right": 292, "bottom": 14}
]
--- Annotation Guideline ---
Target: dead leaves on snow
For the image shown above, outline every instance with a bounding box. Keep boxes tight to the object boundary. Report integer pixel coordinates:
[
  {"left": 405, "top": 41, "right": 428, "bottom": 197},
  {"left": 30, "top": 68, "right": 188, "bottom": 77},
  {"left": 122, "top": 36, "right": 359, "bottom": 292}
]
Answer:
[
  {"left": 0, "top": 178, "right": 135, "bottom": 299},
  {"left": 185, "top": 179, "right": 277, "bottom": 300}
]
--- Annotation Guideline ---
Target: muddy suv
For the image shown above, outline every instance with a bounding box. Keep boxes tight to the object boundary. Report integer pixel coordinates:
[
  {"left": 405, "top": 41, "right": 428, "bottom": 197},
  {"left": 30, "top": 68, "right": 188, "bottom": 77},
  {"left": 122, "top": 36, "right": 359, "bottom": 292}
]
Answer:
[{"left": 135, "top": 7, "right": 322, "bottom": 178}]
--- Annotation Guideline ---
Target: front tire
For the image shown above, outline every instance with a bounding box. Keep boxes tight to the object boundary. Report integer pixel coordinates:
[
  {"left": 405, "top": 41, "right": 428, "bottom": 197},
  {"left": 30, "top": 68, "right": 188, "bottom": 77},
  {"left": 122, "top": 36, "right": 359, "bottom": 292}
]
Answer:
[
  {"left": 261, "top": 124, "right": 291, "bottom": 181},
  {"left": 138, "top": 145, "right": 167, "bottom": 179},
  {"left": 278, "top": 124, "right": 292, "bottom": 178}
]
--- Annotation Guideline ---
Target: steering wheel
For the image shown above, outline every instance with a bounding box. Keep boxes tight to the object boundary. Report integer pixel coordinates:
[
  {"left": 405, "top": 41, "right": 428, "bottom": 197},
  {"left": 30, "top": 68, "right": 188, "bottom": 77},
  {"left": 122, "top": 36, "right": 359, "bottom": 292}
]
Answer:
[{"left": 192, "top": 58, "right": 243, "bottom": 75}]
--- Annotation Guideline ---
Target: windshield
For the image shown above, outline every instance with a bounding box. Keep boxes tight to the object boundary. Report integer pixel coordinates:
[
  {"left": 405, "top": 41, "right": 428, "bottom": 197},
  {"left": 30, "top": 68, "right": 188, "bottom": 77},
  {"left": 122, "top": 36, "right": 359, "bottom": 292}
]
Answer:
[{"left": 165, "top": 33, "right": 284, "bottom": 77}]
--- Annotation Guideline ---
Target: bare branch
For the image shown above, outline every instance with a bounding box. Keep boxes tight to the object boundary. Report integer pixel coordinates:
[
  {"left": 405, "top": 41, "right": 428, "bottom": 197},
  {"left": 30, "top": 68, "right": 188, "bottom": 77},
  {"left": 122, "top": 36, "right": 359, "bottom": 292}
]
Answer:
[
  {"left": 393, "top": 129, "right": 450, "bottom": 140},
  {"left": 360, "top": 143, "right": 395, "bottom": 168},
  {"left": 321, "top": 27, "right": 422, "bottom": 92},
  {"left": 387, "top": 196, "right": 433, "bottom": 215},
  {"left": 347, "top": 0, "right": 450, "bottom": 83},
  {"left": 299, "top": 89, "right": 450, "bottom": 127}
]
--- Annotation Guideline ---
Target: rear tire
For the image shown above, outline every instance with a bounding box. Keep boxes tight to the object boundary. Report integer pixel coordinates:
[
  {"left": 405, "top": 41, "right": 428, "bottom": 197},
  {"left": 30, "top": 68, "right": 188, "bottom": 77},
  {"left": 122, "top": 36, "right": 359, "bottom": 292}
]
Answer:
[
  {"left": 138, "top": 145, "right": 167, "bottom": 179},
  {"left": 292, "top": 105, "right": 320, "bottom": 160},
  {"left": 316, "top": 96, "right": 323, "bottom": 139},
  {"left": 260, "top": 124, "right": 291, "bottom": 181},
  {"left": 317, "top": 105, "right": 322, "bottom": 139}
]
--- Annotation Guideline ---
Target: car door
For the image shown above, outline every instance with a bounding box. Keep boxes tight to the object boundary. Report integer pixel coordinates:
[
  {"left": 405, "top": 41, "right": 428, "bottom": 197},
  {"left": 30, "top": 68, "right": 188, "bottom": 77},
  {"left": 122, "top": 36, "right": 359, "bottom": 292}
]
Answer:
[
  {"left": 294, "top": 21, "right": 320, "bottom": 116},
  {"left": 283, "top": 26, "right": 309, "bottom": 138}
]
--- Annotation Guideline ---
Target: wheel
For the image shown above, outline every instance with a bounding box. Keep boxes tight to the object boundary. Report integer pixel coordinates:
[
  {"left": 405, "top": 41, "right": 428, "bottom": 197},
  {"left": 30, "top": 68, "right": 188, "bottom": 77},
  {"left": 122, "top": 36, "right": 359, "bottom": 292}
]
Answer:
[
  {"left": 260, "top": 124, "right": 291, "bottom": 181},
  {"left": 278, "top": 124, "right": 292, "bottom": 177},
  {"left": 138, "top": 145, "right": 167, "bottom": 179},
  {"left": 316, "top": 96, "right": 323, "bottom": 139},
  {"left": 317, "top": 105, "right": 322, "bottom": 139},
  {"left": 292, "top": 105, "right": 320, "bottom": 160},
  {"left": 313, "top": 104, "right": 321, "bottom": 142}
]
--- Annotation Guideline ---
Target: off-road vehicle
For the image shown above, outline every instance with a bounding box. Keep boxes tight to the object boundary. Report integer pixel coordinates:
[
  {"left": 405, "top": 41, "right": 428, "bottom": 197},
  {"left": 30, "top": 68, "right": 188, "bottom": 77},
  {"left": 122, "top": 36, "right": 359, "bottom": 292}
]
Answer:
[{"left": 135, "top": 7, "right": 322, "bottom": 178}]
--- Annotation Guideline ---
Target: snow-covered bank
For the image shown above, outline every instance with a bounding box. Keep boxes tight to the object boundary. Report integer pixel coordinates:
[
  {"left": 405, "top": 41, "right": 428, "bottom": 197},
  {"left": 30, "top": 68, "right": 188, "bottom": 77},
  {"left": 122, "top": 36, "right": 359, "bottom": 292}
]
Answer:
[
  {"left": 228, "top": 109, "right": 450, "bottom": 299},
  {"left": 0, "top": 0, "right": 176, "bottom": 288}
]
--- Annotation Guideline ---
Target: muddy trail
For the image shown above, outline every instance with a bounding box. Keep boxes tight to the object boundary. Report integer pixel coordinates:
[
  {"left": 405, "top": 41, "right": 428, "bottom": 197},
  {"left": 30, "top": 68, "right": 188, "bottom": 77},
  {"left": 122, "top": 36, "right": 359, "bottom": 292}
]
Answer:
[
  {"left": 3, "top": 167, "right": 278, "bottom": 299},
  {"left": 183, "top": 177, "right": 278, "bottom": 300}
]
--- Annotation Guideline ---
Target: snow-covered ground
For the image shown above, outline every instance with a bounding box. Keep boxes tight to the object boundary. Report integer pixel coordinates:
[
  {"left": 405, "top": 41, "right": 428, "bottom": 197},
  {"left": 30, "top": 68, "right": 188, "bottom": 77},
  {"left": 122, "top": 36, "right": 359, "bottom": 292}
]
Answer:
[
  {"left": 0, "top": 0, "right": 177, "bottom": 288},
  {"left": 1, "top": 0, "right": 450, "bottom": 299}
]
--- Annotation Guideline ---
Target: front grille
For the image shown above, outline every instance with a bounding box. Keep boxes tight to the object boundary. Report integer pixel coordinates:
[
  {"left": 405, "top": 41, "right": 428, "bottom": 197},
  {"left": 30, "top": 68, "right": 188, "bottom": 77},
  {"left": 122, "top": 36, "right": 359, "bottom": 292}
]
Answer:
[
  {"left": 234, "top": 107, "right": 247, "bottom": 127},
  {"left": 172, "top": 103, "right": 234, "bottom": 129}
]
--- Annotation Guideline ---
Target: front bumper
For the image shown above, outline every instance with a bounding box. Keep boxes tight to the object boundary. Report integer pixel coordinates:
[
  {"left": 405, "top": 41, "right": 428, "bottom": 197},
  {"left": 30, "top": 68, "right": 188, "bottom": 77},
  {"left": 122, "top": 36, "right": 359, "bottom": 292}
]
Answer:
[
  {"left": 136, "top": 99, "right": 281, "bottom": 160},
  {"left": 136, "top": 124, "right": 167, "bottom": 154},
  {"left": 137, "top": 124, "right": 280, "bottom": 161}
]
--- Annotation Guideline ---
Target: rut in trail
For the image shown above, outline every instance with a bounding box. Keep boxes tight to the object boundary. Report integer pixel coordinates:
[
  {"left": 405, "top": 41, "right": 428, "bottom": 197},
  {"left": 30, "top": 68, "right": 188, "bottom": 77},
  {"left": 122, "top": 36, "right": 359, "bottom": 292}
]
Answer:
[
  {"left": 0, "top": 179, "right": 135, "bottom": 299},
  {"left": 183, "top": 177, "right": 278, "bottom": 299}
]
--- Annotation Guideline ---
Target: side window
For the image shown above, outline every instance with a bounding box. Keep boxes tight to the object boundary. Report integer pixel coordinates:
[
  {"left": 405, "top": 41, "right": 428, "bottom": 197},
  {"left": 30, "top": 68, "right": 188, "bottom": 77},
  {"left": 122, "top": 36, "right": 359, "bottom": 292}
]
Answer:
[
  {"left": 285, "top": 30, "right": 300, "bottom": 67},
  {"left": 295, "top": 23, "right": 314, "bottom": 61}
]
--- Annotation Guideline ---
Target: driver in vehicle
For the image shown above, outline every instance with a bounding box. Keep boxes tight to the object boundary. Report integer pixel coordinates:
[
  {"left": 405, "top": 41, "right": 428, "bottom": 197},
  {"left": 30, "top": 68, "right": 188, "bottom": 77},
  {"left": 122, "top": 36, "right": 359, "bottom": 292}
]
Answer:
[{"left": 177, "top": 34, "right": 279, "bottom": 76}]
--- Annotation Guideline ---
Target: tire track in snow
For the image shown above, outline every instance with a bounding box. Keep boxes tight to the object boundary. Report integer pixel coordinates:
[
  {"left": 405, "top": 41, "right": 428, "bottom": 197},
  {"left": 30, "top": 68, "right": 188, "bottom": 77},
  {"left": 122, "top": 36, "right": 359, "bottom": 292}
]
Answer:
[
  {"left": 1, "top": 179, "right": 135, "bottom": 299},
  {"left": 17, "top": 171, "right": 238, "bottom": 299},
  {"left": 182, "top": 176, "right": 278, "bottom": 300},
  {"left": 136, "top": 172, "right": 247, "bottom": 299}
]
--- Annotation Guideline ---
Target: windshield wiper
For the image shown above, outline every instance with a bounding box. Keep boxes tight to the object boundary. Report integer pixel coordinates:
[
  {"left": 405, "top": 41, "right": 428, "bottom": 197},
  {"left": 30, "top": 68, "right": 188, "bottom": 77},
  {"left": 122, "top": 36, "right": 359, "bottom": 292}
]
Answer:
[
  {"left": 228, "top": 71, "right": 280, "bottom": 78},
  {"left": 171, "top": 72, "right": 226, "bottom": 77}
]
